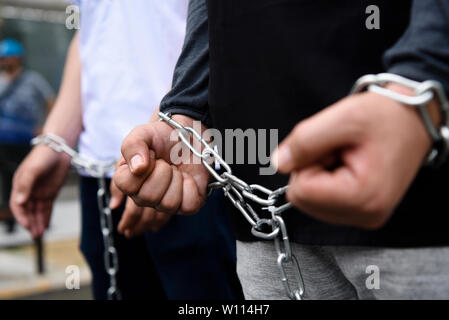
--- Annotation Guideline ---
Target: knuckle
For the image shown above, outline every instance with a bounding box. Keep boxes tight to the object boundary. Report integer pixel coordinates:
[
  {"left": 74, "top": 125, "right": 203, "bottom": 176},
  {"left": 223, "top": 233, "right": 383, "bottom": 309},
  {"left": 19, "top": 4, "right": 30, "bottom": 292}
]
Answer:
[
  {"left": 132, "top": 191, "right": 160, "bottom": 207},
  {"left": 156, "top": 159, "right": 171, "bottom": 174},
  {"left": 182, "top": 197, "right": 204, "bottom": 215},
  {"left": 358, "top": 192, "right": 392, "bottom": 230},
  {"left": 130, "top": 196, "right": 150, "bottom": 208},
  {"left": 115, "top": 177, "right": 140, "bottom": 195},
  {"left": 158, "top": 195, "right": 181, "bottom": 214},
  {"left": 286, "top": 185, "right": 306, "bottom": 207}
]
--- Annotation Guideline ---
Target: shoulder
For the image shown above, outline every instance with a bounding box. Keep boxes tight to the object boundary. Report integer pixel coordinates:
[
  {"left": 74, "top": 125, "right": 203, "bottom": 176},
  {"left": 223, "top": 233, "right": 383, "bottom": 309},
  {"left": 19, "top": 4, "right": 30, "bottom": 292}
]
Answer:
[
  {"left": 23, "top": 70, "right": 44, "bottom": 82},
  {"left": 22, "top": 70, "right": 50, "bottom": 88},
  {"left": 22, "top": 70, "right": 54, "bottom": 97}
]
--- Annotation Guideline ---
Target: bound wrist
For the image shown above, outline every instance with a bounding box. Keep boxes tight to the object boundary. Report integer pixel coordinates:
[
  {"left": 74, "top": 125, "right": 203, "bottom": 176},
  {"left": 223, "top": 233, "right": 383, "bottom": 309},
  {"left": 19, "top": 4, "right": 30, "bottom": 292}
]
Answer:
[
  {"left": 386, "top": 83, "right": 442, "bottom": 129},
  {"left": 352, "top": 73, "right": 449, "bottom": 166}
]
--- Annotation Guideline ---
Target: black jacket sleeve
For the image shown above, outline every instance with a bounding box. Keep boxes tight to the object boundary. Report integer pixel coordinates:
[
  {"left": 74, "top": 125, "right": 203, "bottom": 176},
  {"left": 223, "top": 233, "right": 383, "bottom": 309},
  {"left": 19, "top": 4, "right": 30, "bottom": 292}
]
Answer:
[
  {"left": 384, "top": 0, "right": 449, "bottom": 95},
  {"left": 159, "top": 0, "right": 212, "bottom": 127}
]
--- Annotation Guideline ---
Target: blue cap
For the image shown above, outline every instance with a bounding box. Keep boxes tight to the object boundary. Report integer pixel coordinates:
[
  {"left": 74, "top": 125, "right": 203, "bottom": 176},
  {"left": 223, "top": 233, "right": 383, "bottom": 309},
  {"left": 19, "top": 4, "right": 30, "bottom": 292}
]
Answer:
[{"left": 0, "top": 39, "right": 25, "bottom": 58}]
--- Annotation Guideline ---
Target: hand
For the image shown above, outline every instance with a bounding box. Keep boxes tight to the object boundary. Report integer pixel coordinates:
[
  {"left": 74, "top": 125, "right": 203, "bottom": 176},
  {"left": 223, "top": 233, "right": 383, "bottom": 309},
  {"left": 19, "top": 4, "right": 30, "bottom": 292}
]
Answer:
[
  {"left": 110, "top": 173, "right": 172, "bottom": 237},
  {"left": 113, "top": 114, "right": 210, "bottom": 216},
  {"left": 10, "top": 145, "right": 71, "bottom": 238},
  {"left": 274, "top": 88, "right": 434, "bottom": 229}
]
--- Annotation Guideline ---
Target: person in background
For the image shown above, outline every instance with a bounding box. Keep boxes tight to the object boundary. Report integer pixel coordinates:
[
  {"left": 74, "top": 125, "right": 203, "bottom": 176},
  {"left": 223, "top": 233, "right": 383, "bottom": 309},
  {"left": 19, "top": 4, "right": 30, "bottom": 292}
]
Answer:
[
  {"left": 0, "top": 38, "right": 54, "bottom": 233},
  {"left": 10, "top": 1, "right": 242, "bottom": 300}
]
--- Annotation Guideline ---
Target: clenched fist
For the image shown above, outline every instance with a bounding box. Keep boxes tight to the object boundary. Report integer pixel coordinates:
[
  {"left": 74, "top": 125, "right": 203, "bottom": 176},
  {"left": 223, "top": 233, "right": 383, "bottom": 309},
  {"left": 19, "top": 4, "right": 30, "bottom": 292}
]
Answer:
[
  {"left": 113, "top": 114, "right": 210, "bottom": 216},
  {"left": 274, "top": 85, "right": 439, "bottom": 229}
]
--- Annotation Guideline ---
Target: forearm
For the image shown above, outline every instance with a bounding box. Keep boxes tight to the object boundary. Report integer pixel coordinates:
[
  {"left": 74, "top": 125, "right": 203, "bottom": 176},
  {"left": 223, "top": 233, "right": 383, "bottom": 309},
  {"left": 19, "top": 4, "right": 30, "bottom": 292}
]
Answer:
[{"left": 42, "top": 32, "right": 82, "bottom": 147}]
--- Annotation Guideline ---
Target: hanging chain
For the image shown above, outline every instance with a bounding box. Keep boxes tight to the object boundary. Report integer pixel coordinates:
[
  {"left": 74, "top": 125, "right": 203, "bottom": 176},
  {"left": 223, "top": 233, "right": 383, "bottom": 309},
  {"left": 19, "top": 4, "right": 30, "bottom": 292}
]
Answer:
[
  {"left": 159, "top": 112, "right": 305, "bottom": 300},
  {"left": 31, "top": 134, "right": 120, "bottom": 300}
]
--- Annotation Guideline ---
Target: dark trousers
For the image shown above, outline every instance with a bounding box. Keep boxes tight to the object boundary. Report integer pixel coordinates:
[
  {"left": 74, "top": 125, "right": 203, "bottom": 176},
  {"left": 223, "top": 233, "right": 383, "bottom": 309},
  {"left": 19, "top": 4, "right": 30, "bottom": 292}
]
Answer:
[{"left": 79, "top": 177, "right": 243, "bottom": 300}]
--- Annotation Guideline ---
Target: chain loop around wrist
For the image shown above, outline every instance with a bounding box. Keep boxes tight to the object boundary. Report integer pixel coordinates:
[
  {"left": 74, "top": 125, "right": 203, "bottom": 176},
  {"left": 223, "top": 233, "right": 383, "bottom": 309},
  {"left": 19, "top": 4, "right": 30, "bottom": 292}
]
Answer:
[{"left": 351, "top": 73, "right": 449, "bottom": 166}]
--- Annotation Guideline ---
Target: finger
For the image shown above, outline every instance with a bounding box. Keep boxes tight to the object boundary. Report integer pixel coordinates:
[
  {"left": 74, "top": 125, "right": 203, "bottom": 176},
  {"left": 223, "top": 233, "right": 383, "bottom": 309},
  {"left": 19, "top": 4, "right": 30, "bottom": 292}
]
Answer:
[
  {"left": 179, "top": 172, "right": 204, "bottom": 215},
  {"left": 10, "top": 168, "right": 36, "bottom": 212},
  {"left": 287, "top": 165, "right": 360, "bottom": 221},
  {"left": 117, "top": 197, "right": 143, "bottom": 234},
  {"left": 109, "top": 172, "right": 125, "bottom": 210},
  {"left": 132, "top": 159, "right": 173, "bottom": 208},
  {"left": 127, "top": 208, "right": 158, "bottom": 237},
  {"left": 273, "top": 98, "right": 362, "bottom": 173},
  {"left": 35, "top": 201, "right": 47, "bottom": 237},
  {"left": 9, "top": 196, "right": 30, "bottom": 230},
  {"left": 156, "top": 166, "right": 183, "bottom": 214},
  {"left": 27, "top": 201, "right": 39, "bottom": 239},
  {"left": 114, "top": 152, "right": 155, "bottom": 196},
  {"left": 121, "top": 125, "right": 155, "bottom": 175},
  {"left": 148, "top": 211, "right": 173, "bottom": 232}
]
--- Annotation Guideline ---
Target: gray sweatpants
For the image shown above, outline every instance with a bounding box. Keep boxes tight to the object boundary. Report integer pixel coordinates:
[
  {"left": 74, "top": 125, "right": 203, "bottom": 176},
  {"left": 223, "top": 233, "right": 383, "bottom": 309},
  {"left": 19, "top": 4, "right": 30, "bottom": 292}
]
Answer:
[{"left": 237, "top": 240, "right": 449, "bottom": 300}]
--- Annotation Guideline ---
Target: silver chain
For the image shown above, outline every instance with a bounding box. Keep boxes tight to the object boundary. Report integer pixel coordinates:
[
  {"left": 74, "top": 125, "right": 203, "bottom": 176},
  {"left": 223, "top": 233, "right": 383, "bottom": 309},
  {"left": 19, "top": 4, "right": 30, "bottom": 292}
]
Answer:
[
  {"left": 351, "top": 73, "right": 449, "bottom": 166},
  {"left": 31, "top": 134, "right": 120, "bottom": 300},
  {"left": 159, "top": 112, "right": 305, "bottom": 300}
]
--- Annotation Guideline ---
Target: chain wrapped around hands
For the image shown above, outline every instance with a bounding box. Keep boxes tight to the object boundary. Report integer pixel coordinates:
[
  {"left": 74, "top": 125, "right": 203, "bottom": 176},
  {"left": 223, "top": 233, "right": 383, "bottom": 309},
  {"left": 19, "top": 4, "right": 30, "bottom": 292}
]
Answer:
[{"left": 159, "top": 112, "right": 305, "bottom": 300}]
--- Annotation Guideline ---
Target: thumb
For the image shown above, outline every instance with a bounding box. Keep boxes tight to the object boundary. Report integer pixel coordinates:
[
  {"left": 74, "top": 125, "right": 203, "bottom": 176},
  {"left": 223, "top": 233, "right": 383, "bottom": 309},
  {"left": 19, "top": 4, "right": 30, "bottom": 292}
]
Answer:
[
  {"left": 121, "top": 125, "right": 154, "bottom": 175},
  {"left": 272, "top": 100, "right": 360, "bottom": 173}
]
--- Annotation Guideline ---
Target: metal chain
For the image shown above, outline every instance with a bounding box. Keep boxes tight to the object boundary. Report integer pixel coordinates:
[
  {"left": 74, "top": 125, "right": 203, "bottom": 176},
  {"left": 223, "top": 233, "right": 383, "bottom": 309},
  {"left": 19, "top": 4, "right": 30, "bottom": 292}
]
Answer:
[
  {"left": 351, "top": 73, "right": 449, "bottom": 166},
  {"left": 159, "top": 112, "right": 305, "bottom": 300},
  {"left": 31, "top": 134, "right": 120, "bottom": 300}
]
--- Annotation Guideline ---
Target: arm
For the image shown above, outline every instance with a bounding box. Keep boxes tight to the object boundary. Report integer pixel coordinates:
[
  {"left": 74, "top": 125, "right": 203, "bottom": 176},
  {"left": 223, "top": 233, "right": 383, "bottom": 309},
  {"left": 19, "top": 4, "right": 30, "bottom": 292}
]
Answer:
[
  {"left": 42, "top": 31, "right": 83, "bottom": 146},
  {"left": 10, "top": 32, "right": 83, "bottom": 239}
]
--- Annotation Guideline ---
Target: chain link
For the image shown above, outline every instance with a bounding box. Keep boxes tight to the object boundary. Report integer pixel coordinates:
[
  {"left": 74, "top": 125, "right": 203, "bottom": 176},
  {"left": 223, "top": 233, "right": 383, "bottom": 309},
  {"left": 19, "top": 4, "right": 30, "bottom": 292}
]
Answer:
[
  {"left": 351, "top": 73, "right": 449, "bottom": 166},
  {"left": 159, "top": 112, "right": 305, "bottom": 300},
  {"left": 31, "top": 134, "right": 120, "bottom": 300}
]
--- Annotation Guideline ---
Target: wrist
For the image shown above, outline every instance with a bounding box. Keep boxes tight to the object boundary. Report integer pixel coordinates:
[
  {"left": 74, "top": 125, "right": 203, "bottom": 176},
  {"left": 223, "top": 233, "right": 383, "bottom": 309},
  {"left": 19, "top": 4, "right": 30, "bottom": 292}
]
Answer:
[
  {"left": 351, "top": 73, "right": 449, "bottom": 166},
  {"left": 386, "top": 83, "right": 442, "bottom": 128},
  {"left": 41, "top": 127, "right": 79, "bottom": 148}
]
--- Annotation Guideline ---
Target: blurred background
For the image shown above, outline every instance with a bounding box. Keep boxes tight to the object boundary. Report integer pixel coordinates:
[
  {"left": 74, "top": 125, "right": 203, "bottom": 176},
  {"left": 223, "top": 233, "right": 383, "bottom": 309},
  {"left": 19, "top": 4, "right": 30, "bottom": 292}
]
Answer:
[{"left": 0, "top": 0, "right": 91, "bottom": 300}]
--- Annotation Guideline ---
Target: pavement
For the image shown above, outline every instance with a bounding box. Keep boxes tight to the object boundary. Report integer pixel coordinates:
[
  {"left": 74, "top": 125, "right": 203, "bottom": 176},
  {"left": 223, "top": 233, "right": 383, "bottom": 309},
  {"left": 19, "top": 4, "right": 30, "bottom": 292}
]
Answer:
[{"left": 0, "top": 174, "right": 93, "bottom": 300}]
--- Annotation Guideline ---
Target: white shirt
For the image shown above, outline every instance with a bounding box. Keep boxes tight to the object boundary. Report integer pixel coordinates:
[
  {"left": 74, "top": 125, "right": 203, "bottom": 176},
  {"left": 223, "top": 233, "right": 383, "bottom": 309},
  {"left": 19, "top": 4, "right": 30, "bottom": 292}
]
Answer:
[{"left": 75, "top": 0, "right": 187, "bottom": 175}]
